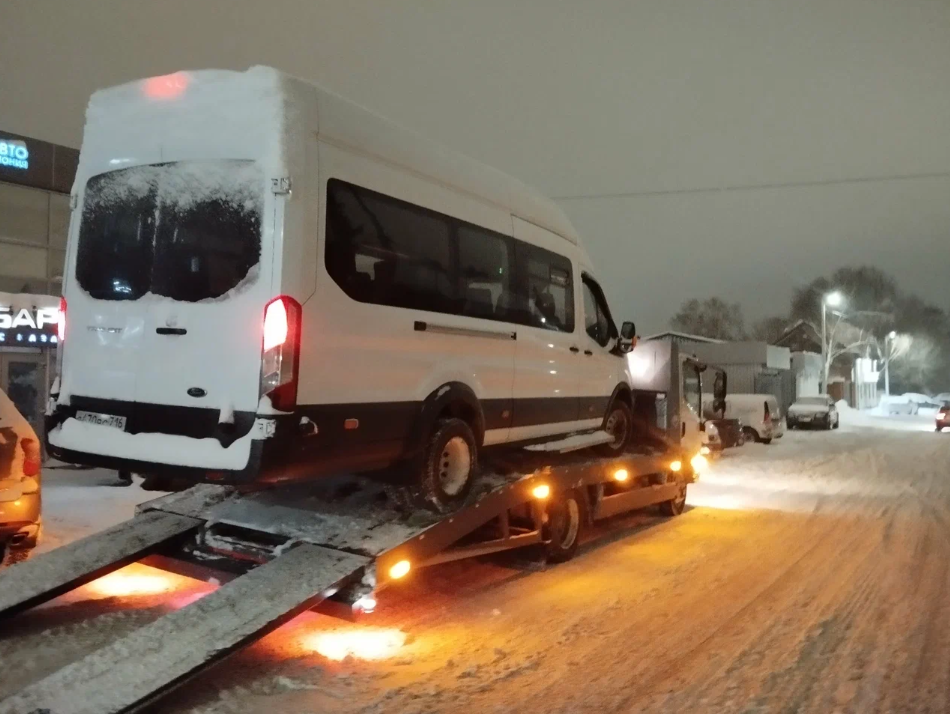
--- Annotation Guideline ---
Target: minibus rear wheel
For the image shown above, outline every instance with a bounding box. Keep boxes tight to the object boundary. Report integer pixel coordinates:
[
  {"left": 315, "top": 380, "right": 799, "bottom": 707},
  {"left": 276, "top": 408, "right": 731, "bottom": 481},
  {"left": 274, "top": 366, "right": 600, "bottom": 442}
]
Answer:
[{"left": 416, "top": 418, "right": 478, "bottom": 513}]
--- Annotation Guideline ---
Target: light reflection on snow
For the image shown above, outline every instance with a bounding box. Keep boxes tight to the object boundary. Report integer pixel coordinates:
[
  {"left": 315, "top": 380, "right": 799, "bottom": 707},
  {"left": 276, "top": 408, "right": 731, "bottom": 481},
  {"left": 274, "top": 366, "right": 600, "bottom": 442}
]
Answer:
[
  {"left": 83, "top": 564, "right": 197, "bottom": 599},
  {"left": 303, "top": 627, "right": 407, "bottom": 662}
]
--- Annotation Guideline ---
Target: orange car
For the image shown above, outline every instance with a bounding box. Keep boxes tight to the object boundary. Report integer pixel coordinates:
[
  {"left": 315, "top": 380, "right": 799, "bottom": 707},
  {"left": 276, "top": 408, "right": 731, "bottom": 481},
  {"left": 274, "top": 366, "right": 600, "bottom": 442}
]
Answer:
[{"left": 0, "top": 387, "right": 42, "bottom": 565}]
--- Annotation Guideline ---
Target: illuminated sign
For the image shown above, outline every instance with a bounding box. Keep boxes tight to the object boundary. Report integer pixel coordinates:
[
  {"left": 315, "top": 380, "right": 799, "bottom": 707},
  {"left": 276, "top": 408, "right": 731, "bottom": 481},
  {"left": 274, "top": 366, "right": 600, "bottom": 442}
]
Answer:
[
  {"left": 0, "top": 305, "right": 58, "bottom": 347},
  {"left": 0, "top": 139, "right": 29, "bottom": 170}
]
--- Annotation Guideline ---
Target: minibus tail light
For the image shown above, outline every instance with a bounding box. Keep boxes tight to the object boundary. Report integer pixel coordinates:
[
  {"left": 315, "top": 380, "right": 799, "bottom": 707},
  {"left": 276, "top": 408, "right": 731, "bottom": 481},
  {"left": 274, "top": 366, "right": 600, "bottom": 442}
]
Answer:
[
  {"left": 58, "top": 297, "right": 67, "bottom": 342},
  {"left": 261, "top": 296, "right": 301, "bottom": 412}
]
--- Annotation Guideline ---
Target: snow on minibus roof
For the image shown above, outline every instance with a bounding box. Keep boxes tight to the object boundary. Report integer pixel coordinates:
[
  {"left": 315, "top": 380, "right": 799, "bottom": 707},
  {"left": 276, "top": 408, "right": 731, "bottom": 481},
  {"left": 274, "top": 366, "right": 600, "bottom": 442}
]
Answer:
[{"left": 79, "top": 66, "right": 580, "bottom": 247}]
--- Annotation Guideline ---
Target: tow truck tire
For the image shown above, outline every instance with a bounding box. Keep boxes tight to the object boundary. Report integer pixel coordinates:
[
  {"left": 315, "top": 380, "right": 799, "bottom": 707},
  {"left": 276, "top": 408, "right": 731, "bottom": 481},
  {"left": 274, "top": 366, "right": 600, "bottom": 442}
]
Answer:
[
  {"left": 415, "top": 418, "right": 478, "bottom": 513},
  {"left": 596, "top": 400, "right": 633, "bottom": 456},
  {"left": 659, "top": 483, "right": 688, "bottom": 517},
  {"left": 544, "top": 490, "right": 585, "bottom": 563},
  {"left": 742, "top": 427, "right": 759, "bottom": 444}
]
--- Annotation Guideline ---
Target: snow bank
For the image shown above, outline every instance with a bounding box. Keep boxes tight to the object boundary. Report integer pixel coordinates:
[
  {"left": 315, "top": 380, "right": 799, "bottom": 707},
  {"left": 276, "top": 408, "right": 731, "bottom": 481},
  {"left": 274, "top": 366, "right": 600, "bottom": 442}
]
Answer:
[
  {"left": 874, "top": 393, "right": 941, "bottom": 416},
  {"left": 837, "top": 400, "right": 934, "bottom": 432}
]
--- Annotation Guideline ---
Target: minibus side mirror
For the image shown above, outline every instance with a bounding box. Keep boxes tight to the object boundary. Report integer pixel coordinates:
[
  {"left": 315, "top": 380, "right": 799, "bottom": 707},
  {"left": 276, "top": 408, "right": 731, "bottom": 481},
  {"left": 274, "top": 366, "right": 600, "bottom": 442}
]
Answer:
[{"left": 618, "top": 321, "right": 637, "bottom": 353}]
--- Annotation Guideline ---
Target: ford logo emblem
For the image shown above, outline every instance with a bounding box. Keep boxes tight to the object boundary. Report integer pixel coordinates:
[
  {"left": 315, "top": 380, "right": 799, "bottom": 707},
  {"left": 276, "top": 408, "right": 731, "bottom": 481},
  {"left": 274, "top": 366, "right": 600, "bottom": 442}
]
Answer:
[{"left": 187, "top": 387, "right": 207, "bottom": 398}]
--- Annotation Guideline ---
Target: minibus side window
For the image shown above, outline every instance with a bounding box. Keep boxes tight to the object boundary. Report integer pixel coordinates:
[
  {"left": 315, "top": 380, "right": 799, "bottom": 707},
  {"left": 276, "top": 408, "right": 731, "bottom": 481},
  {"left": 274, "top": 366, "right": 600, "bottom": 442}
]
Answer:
[
  {"left": 325, "top": 178, "right": 574, "bottom": 333},
  {"left": 515, "top": 243, "right": 574, "bottom": 333},
  {"left": 326, "top": 181, "right": 454, "bottom": 314},
  {"left": 458, "top": 225, "right": 513, "bottom": 321}
]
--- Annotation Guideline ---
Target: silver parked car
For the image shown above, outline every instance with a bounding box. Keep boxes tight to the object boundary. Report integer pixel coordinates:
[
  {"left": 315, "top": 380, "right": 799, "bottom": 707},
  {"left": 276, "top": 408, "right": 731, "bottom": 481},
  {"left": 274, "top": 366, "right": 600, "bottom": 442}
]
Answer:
[
  {"left": 0, "top": 387, "right": 42, "bottom": 565},
  {"left": 787, "top": 395, "right": 839, "bottom": 430}
]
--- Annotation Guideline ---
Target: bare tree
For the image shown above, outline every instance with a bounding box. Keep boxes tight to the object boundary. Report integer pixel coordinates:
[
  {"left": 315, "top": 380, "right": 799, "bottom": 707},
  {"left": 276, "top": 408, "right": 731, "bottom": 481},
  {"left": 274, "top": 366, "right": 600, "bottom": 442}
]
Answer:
[
  {"left": 750, "top": 316, "right": 789, "bottom": 344},
  {"left": 890, "top": 335, "right": 941, "bottom": 393},
  {"left": 670, "top": 297, "right": 745, "bottom": 340},
  {"left": 822, "top": 312, "right": 872, "bottom": 390}
]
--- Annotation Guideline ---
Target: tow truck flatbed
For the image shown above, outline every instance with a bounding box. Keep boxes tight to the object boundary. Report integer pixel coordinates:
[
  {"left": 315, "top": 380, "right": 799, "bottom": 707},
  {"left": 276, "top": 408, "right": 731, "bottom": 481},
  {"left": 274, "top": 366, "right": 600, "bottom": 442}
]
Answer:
[{"left": 0, "top": 445, "right": 694, "bottom": 714}]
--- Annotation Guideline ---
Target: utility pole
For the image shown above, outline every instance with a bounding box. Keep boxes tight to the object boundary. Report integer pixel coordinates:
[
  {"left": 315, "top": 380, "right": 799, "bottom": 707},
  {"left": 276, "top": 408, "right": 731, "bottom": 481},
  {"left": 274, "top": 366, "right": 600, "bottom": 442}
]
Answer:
[
  {"left": 884, "top": 330, "right": 896, "bottom": 397},
  {"left": 822, "top": 291, "right": 844, "bottom": 394}
]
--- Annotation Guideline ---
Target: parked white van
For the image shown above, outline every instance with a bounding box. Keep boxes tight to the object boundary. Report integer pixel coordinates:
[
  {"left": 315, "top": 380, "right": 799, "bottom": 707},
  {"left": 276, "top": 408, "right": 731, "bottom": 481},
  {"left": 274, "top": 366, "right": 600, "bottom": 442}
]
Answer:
[
  {"left": 721, "top": 394, "right": 779, "bottom": 444},
  {"left": 47, "top": 67, "right": 637, "bottom": 510}
]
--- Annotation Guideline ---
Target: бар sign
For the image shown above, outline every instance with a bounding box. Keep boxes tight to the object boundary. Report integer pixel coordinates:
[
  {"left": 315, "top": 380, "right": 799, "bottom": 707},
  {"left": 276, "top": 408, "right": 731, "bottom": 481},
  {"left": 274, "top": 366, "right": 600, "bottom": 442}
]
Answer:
[
  {"left": 0, "top": 138, "right": 29, "bottom": 170},
  {"left": 0, "top": 305, "right": 58, "bottom": 347}
]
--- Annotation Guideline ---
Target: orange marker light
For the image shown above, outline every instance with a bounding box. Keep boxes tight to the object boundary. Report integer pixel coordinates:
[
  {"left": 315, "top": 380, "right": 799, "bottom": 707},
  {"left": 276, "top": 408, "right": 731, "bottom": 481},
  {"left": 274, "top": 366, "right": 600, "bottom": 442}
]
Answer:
[
  {"left": 532, "top": 484, "right": 551, "bottom": 499},
  {"left": 389, "top": 560, "right": 411, "bottom": 580},
  {"left": 614, "top": 468, "right": 629, "bottom": 482}
]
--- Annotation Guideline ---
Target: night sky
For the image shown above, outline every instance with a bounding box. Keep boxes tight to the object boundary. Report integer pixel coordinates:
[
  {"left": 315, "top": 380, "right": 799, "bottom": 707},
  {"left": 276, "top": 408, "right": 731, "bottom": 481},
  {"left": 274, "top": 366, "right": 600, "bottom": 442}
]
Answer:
[{"left": 3, "top": 0, "right": 948, "bottom": 331}]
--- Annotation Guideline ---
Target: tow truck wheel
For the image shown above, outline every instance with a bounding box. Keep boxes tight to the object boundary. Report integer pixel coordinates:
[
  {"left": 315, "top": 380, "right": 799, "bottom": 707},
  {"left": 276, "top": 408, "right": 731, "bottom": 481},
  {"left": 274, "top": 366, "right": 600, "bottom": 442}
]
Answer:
[
  {"left": 660, "top": 484, "right": 688, "bottom": 517},
  {"left": 543, "top": 490, "right": 584, "bottom": 563},
  {"left": 597, "top": 400, "right": 633, "bottom": 456},
  {"left": 416, "top": 418, "right": 478, "bottom": 513}
]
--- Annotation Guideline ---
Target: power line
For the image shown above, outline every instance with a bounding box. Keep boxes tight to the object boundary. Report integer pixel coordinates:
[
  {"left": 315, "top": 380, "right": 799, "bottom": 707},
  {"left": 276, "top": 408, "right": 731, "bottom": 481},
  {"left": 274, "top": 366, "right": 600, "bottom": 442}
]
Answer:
[{"left": 551, "top": 170, "right": 950, "bottom": 201}]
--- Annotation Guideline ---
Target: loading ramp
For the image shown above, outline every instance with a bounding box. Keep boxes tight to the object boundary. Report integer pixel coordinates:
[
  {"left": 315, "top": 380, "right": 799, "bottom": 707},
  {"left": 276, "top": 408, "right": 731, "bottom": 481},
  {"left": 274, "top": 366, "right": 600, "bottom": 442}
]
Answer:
[{"left": 0, "top": 447, "right": 691, "bottom": 714}]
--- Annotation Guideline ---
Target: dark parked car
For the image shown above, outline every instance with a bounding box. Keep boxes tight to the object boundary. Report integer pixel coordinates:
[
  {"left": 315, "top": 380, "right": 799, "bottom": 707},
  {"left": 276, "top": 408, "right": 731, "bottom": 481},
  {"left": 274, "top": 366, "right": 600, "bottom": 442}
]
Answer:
[
  {"left": 707, "top": 418, "right": 744, "bottom": 449},
  {"left": 0, "top": 387, "right": 42, "bottom": 565},
  {"left": 787, "top": 395, "right": 839, "bottom": 430}
]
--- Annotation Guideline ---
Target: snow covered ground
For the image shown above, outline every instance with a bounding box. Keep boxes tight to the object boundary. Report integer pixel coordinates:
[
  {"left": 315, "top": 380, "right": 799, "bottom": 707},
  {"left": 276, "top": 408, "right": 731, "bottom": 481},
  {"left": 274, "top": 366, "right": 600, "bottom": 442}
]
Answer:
[
  {"left": 34, "top": 466, "right": 168, "bottom": 554},
  {"left": 4, "top": 420, "right": 950, "bottom": 713}
]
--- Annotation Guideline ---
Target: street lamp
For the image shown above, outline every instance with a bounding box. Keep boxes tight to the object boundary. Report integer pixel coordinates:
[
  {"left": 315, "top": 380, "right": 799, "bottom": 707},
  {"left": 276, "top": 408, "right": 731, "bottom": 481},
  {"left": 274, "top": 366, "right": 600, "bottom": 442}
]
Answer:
[
  {"left": 821, "top": 291, "right": 845, "bottom": 393},
  {"left": 884, "top": 330, "right": 897, "bottom": 397}
]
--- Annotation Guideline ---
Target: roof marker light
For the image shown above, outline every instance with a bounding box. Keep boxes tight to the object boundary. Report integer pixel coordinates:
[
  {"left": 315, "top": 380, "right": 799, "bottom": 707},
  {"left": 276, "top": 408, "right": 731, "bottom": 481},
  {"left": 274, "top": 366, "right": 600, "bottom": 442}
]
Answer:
[{"left": 143, "top": 72, "right": 190, "bottom": 99}]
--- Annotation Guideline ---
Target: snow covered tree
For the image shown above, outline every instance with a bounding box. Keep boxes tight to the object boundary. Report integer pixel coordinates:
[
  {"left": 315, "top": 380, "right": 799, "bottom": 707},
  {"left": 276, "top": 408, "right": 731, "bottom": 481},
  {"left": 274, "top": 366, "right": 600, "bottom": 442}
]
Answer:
[{"left": 670, "top": 297, "right": 746, "bottom": 340}]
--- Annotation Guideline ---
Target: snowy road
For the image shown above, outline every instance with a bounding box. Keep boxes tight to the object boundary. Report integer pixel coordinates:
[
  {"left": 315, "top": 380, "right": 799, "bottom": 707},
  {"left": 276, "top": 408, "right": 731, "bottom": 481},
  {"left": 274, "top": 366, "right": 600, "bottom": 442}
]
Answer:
[{"left": 3, "top": 419, "right": 950, "bottom": 713}]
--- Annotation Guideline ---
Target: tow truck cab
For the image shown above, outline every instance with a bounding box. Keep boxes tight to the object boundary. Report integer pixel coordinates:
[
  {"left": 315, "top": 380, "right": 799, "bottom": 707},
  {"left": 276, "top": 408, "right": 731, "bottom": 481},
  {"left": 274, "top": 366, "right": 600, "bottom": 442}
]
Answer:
[{"left": 624, "top": 337, "right": 725, "bottom": 463}]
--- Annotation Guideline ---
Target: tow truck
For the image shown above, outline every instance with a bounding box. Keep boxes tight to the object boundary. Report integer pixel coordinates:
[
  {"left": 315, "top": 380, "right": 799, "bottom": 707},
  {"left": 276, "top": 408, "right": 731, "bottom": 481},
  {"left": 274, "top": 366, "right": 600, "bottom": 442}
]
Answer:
[{"left": 0, "top": 365, "right": 717, "bottom": 714}]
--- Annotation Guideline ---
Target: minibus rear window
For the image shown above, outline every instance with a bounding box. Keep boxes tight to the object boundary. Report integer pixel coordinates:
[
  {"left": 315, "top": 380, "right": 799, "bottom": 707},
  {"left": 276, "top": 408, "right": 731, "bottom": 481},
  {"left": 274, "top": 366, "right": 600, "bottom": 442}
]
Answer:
[{"left": 76, "top": 161, "right": 262, "bottom": 302}]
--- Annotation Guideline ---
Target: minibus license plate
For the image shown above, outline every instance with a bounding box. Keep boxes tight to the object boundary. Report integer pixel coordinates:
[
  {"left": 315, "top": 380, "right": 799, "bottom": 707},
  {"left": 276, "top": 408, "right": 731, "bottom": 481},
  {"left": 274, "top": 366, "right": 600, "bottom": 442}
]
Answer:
[{"left": 75, "top": 411, "right": 127, "bottom": 430}]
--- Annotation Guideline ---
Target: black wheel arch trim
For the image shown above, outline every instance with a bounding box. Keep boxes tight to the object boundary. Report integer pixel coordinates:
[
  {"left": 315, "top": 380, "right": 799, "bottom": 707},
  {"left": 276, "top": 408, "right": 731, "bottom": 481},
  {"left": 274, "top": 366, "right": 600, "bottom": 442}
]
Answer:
[
  {"left": 404, "top": 382, "right": 487, "bottom": 458},
  {"left": 606, "top": 383, "right": 633, "bottom": 414}
]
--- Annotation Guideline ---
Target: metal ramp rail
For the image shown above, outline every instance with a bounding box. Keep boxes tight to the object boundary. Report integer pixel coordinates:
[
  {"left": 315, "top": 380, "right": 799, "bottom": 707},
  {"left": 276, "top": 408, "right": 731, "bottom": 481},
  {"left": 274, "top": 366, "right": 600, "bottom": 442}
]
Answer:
[{"left": 0, "top": 545, "right": 369, "bottom": 714}]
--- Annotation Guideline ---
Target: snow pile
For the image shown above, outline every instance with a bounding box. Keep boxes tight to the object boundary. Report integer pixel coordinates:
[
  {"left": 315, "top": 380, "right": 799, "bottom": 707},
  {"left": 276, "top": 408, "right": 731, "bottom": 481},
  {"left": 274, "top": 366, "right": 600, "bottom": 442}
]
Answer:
[
  {"left": 837, "top": 400, "right": 934, "bottom": 432},
  {"left": 873, "top": 393, "right": 941, "bottom": 416}
]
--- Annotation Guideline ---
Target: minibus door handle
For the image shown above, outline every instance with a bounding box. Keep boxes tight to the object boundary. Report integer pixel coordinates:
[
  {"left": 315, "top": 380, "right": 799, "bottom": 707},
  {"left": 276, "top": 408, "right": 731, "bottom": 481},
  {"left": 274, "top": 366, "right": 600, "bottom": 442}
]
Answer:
[
  {"left": 569, "top": 346, "right": 580, "bottom": 353},
  {"left": 156, "top": 327, "right": 187, "bottom": 336}
]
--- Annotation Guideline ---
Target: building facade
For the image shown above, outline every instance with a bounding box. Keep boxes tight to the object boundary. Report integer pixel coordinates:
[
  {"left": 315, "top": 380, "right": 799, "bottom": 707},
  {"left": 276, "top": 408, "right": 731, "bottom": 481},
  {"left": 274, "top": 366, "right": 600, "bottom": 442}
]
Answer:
[{"left": 0, "top": 129, "right": 78, "bottom": 437}]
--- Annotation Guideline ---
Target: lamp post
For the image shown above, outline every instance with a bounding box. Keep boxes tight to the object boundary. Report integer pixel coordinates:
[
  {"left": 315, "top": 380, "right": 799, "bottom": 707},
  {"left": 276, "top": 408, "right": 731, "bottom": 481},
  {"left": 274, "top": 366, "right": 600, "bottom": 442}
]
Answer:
[
  {"left": 884, "top": 330, "right": 897, "bottom": 397},
  {"left": 821, "top": 291, "right": 844, "bottom": 393}
]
